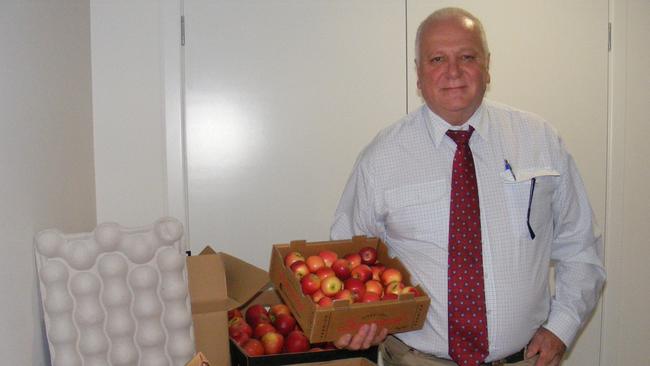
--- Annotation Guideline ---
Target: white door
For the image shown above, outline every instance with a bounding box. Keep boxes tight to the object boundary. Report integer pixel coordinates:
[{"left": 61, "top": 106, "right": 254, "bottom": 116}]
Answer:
[{"left": 183, "top": 1, "right": 607, "bottom": 364}]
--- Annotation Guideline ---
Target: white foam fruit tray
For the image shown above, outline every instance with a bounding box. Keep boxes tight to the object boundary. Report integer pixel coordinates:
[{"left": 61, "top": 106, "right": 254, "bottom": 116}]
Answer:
[{"left": 34, "top": 217, "right": 195, "bottom": 366}]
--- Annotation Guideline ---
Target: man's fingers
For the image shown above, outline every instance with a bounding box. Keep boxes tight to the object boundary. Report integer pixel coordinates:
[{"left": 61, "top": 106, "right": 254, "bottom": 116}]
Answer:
[
  {"left": 361, "top": 323, "right": 378, "bottom": 349},
  {"left": 373, "top": 327, "right": 389, "bottom": 346},
  {"left": 347, "top": 324, "right": 370, "bottom": 350},
  {"left": 334, "top": 333, "right": 352, "bottom": 349}
]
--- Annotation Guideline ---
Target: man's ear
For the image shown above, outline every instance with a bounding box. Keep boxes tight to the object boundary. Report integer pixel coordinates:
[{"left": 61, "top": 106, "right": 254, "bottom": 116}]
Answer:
[{"left": 486, "top": 53, "right": 491, "bottom": 84}]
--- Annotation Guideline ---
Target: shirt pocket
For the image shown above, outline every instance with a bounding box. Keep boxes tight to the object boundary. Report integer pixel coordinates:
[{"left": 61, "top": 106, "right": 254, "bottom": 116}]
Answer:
[
  {"left": 501, "top": 169, "right": 560, "bottom": 240},
  {"left": 384, "top": 180, "right": 448, "bottom": 244}
]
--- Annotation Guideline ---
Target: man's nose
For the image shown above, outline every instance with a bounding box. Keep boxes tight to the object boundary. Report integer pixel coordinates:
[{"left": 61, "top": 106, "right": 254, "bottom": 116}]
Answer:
[{"left": 446, "top": 59, "right": 461, "bottom": 78}]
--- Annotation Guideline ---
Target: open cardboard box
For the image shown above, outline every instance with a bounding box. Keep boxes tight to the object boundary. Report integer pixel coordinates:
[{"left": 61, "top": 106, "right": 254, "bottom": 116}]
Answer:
[
  {"left": 269, "top": 236, "right": 430, "bottom": 343},
  {"left": 186, "top": 246, "right": 378, "bottom": 366}
]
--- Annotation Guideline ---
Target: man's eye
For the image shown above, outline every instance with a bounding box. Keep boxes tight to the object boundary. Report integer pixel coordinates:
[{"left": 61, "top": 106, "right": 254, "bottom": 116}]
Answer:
[
  {"left": 461, "top": 55, "right": 476, "bottom": 62},
  {"left": 430, "top": 56, "right": 444, "bottom": 64}
]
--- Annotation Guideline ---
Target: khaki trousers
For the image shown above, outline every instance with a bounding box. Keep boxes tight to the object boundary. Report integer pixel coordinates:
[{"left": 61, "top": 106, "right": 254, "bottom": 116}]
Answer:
[{"left": 380, "top": 336, "right": 538, "bottom": 366}]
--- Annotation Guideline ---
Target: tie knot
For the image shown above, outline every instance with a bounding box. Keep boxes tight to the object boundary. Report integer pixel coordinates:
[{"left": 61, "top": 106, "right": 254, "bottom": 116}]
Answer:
[{"left": 446, "top": 127, "right": 474, "bottom": 146}]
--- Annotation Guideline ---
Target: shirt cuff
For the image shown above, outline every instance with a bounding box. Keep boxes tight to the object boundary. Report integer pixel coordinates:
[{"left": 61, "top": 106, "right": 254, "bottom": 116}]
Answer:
[{"left": 543, "top": 308, "right": 581, "bottom": 348}]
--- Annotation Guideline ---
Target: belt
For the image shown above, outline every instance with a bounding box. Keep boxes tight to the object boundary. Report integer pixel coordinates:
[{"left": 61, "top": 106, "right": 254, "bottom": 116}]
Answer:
[{"left": 481, "top": 348, "right": 526, "bottom": 365}]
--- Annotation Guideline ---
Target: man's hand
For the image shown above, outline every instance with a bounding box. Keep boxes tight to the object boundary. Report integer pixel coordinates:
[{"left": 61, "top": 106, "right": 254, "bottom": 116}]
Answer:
[
  {"left": 333, "top": 323, "right": 388, "bottom": 350},
  {"left": 526, "top": 327, "right": 567, "bottom": 366}
]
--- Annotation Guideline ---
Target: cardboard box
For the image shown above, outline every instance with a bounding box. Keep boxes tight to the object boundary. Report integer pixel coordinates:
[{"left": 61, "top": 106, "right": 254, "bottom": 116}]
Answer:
[
  {"left": 187, "top": 247, "right": 269, "bottom": 365},
  {"left": 187, "top": 246, "right": 379, "bottom": 366},
  {"left": 292, "top": 357, "right": 377, "bottom": 366},
  {"left": 229, "top": 288, "right": 378, "bottom": 366},
  {"left": 269, "top": 236, "right": 430, "bottom": 343}
]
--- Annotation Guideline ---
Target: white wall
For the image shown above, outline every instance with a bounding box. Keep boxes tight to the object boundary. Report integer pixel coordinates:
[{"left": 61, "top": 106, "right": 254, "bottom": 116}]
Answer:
[
  {"left": 602, "top": 0, "right": 650, "bottom": 364},
  {"left": 0, "top": 1, "right": 96, "bottom": 365},
  {"left": 90, "top": 0, "right": 168, "bottom": 226}
]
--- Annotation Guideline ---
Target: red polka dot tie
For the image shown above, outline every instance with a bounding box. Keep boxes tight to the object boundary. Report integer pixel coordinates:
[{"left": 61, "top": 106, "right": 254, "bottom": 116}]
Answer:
[{"left": 446, "top": 127, "right": 489, "bottom": 365}]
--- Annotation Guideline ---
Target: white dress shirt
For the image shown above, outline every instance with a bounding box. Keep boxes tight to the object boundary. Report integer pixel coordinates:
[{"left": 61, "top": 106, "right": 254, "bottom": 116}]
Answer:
[{"left": 330, "top": 100, "right": 605, "bottom": 362}]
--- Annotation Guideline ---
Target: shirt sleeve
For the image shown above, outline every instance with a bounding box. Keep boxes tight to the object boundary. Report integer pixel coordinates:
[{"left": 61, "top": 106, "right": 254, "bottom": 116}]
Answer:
[
  {"left": 543, "top": 137, "right": 606, "bottom": 347},
  {"left": 330, "top": 155, "right": 382, "bottom": 240}
]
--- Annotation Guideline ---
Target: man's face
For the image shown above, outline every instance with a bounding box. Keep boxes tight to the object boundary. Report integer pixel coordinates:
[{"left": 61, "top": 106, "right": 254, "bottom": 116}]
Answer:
[{"left": 416, "top": 17, "right": 490, "bottom": 125}]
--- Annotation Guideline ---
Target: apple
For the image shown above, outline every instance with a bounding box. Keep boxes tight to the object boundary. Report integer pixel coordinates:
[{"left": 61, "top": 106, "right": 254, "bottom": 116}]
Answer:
[
  {"left": 261, "top": 332, "right": 284, "bottom": 355},
  {"left": 385, "top": 281, "right": 405, "bottom": 296},
  {"left": 401, "top": 286, "right": 422, "bottom": 297},
  {"left": 333, "top": 289, "right": 353, "bottom": 303},
  {"left": 269, "top": 304, "right": 291, "bottom": 320},
  {"left": 231, "top": 330, "right": 250, "bottom": 346},
  {"left": 284, "top": 251, "right": 305, "bottom": 268},
  {"left": 253, "top": 322, "right": 276, "bottom": 339},
  {"left": 290, "top": 260, "right": 310, "bottom": 280},
  {"left": 350, "top": 264, "right": 373, "bottom": 283},
  {"left": 318, "top": 250, "right": 338, "bottom": 267},
  {"left": 306, "top": 255, "right": 326, "bottom": 273},
  {"left": 315, "top": 267, "right": 336, "bottom": 281},
  {"left": 320, "top": 275, "right": 343, "bottom": 297},
  {"left": 343, "top": 278, "right": 366, "bottom": 302},
  {"left": 364, "top": 279, "right": 384, "bottom": 296},
  {"left": 245, "top": 304, "right": 270, "bottom": 328},
  {"left": 331, "top": 258, "right": 351, "bottom": 280},
  {"left": 317, "top": 296, "right": 333, "bottom": 307},
  {"left": 285, "top": 330, "right": 310, "bottom": 353},
  {"left": 300, "top": 273, "right": 321, "bottom": 295},
  {"left": 242, "top": 338, "right": 265, "bottom": 356},
  {"left": 382, "top": 292, "right": 399, "bottom": 301},
  {"left": 311, "top": 289, "right": 326, "bottom": 303},
  {"left": 371, "top": 264, "right": 386, "bottom": 281},
  {"left": 358, "top": 246, "right": 378, "bottom": 265},
  {"left": 228, "top": 317, "right": 253, "bottom": 338},
  {"left": 273, "top": 313, "right": 296, "bottom": 336},
  {"left": 228, "top": 308, "right": 242, "bottom": 320},
  {"left": 359, "top": 291, "right": 381, "bottom": 303},
  {"left": 344, "top": 253, "right": 362, "bottom": 269},
  {"left": 380, "top": 268, "right": 403, "bottom": 286}
]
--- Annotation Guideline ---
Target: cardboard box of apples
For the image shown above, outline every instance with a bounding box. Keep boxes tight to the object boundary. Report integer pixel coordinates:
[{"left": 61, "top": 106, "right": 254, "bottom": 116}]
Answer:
[
  {"left": 228, "top": 288, "right": 378, "bottom": 365},
  {"left": 269, "top": 236, "right": 430, "bottom": 343}
]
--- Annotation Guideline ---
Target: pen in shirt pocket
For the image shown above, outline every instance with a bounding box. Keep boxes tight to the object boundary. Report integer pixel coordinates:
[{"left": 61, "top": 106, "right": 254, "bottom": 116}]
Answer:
[{"left": 504, "top": 159, "right": 516, "bottom": 181}]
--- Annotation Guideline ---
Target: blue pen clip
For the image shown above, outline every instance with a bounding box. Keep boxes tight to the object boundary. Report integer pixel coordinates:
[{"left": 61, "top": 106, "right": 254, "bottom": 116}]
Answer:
[{"left": 504, "top": 159, "right": 516, "bottom": 181}]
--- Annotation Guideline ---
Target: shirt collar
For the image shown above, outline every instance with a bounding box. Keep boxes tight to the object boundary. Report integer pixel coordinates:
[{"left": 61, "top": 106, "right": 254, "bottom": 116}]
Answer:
[{"left": 424, "top": 102, "right": 488, "bottom": 147}]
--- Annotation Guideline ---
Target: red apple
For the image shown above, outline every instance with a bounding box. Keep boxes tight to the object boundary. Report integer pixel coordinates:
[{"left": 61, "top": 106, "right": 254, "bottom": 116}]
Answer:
[
  {"left": 318, "top": 250, "right": 338, "bottom": 267},
  {"left": 290, "top": 260, "right": 310, "bottom": 280},
  {"left": 300, "top": 273, "right": 321, "bottom": 295},
  {"left": 320, "top": 275, "right": 343, "bottom": 297},
  {"left": 269, "top": 304, "right": 291, "bottom": 320},
  {"left": 261, "top": 332, "right": 284, "bottom": 355},
  {"left": 344, "top": 278, "right": 366, "bottom": 302},
  {"left": 358, "top": 246, "right": 378, "bottom": 265},
  {"left": 359, "top": 291, "right": 381, "bottom": 303},
  {"left": 317, "top": 296, "right": 333, "bottom": 307},
  {"left": 382, "top": 292, "right": 399, "bottom": 301},
  {"left": 245, "top": 304, "right": 270, "bottom": 328},
  {"left": 371, "top": 264, "right": 386, "bottom": 281},
  {"left": 242, "top": 338, "right": 265, "bottom": 356},
  {"left": 315, "top": 267, "right": 336, "bottom": 281},
  {"left": 305, "top": 255, "right": 326, "bottom": 273},
  {"left": 331, "top": 258, "right": 351, "bottom": 280},
  {"left": 231, "top": 330, "right": 250, "bottom": 346},
  {"left": 351, "top": 264, "right": 373, "bottom": 283},
  {"left": 364, "top": 279, "right": 384, "bottom": 296},
  {"left": 284, "top": 251, "right": 305, "bottom": 268},
  {"left": 385, "top": 281, "right": 405, "bottom": 296},
  {"left": 344, "top": 253, "right": 362, "bottom": 269},
  {"left": 273, "top": 313, "right": 297, "bottom": 336},
  {"left": 228, "top": 317, "right": 253, "bottom": 338},
  {"left": 333, "top": 289, "right": 353, "bottom": 303},
  {"left": 228, "top": 308, "right": 243, "bottom": 320},
  {"left": 311, "top": 289, "right": 326, "bottom": 303},
  {"left": 401, "top": 286, "right": 422, "bottom": 297},
  {"left": 285, "top": 330, "right": 310, "bottom": 353},
  {"left": 380, "top": 268, "right": 403, "bottom": 286},
  {"left": 253, "top": 322, "right": 276, "bottom": 339}
]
